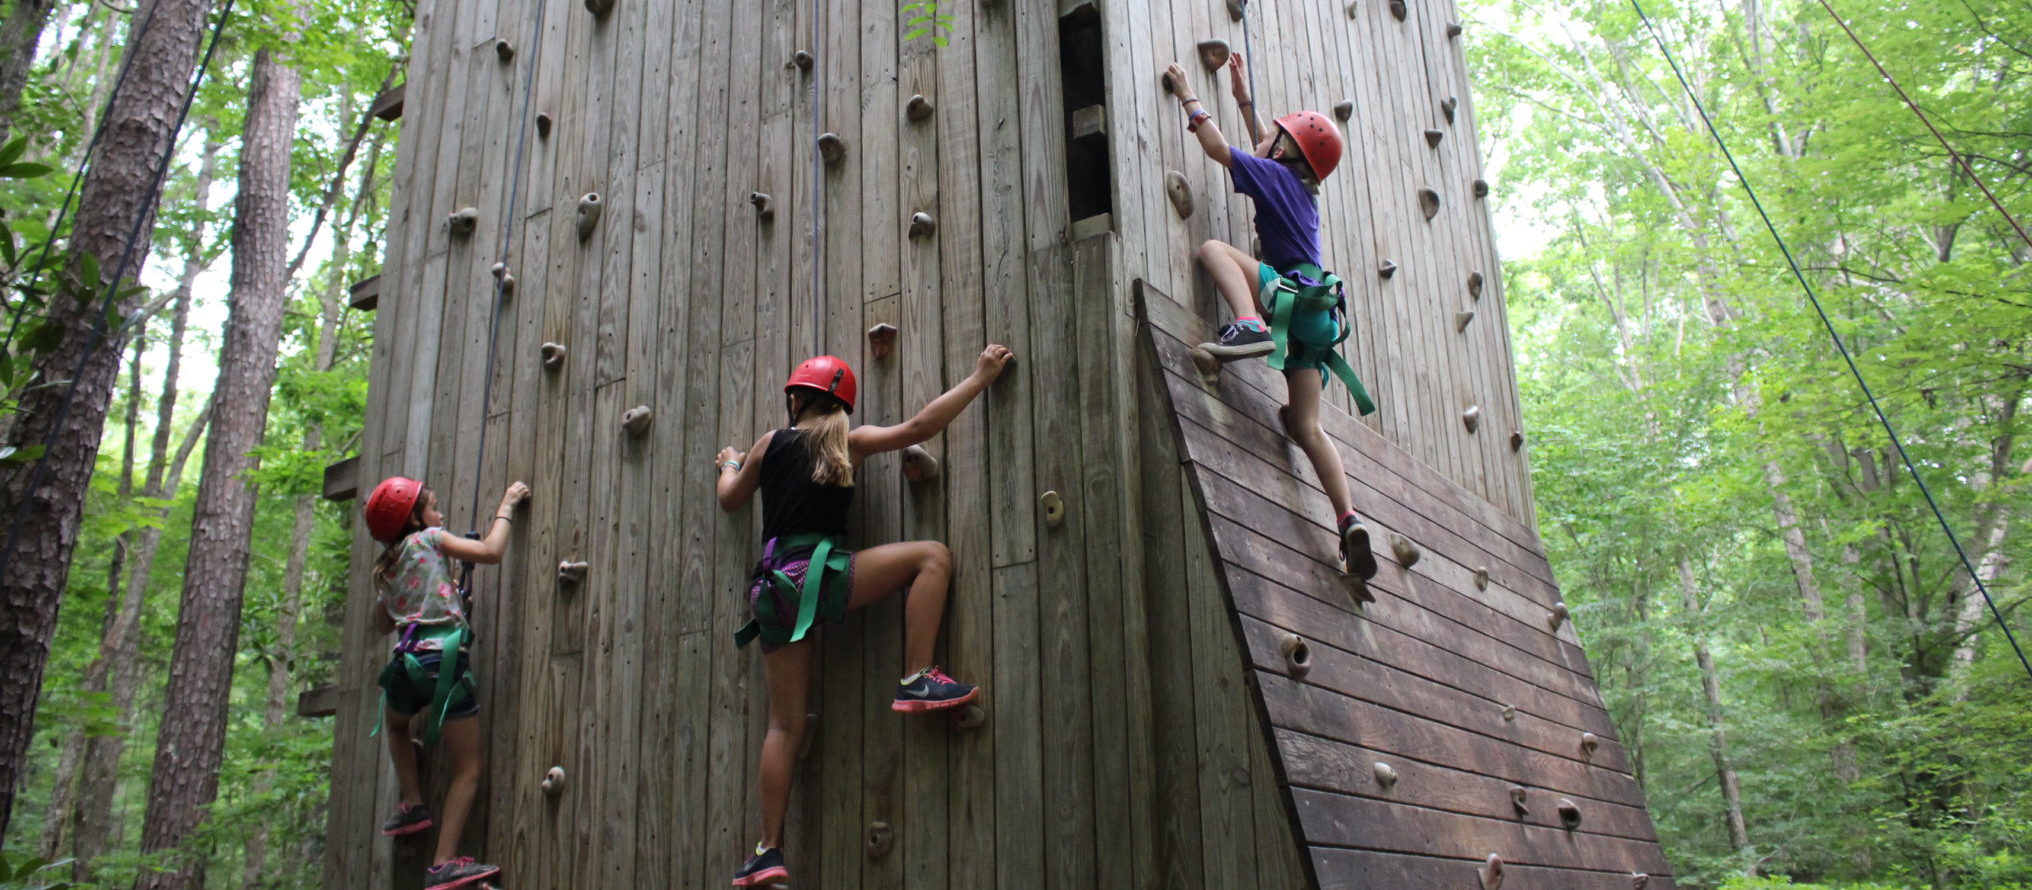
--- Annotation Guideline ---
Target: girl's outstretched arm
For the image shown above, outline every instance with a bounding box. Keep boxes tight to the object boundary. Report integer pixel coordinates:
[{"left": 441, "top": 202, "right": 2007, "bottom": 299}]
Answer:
[
  {"left": 1163, "top": 62, "right": 1233, "bottom": 167},
  {"left": 716, "top": 430, "right": 775, "bottom": 511},
  {"left": 440, "top": 481, "right": 531, "bottom": 565},
  {"left": 851, "top": 344, "right": 1015, "bottom": 459}
]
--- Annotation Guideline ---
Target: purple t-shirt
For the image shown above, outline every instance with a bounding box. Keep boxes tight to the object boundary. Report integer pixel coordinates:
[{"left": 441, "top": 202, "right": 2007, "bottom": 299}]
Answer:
[{"left": 1228, "top": 149, "right": 1321, "bottom": 271}]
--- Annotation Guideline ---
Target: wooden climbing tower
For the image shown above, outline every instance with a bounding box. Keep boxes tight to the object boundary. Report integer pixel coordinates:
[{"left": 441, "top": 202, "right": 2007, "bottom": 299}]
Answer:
[{"left": 320, "top": 0, "right": 1678, "bottom": 886}]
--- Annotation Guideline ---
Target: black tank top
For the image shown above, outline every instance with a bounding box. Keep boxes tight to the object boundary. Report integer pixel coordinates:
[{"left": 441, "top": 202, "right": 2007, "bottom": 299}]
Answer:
[{"left": 759, "top": 428, "right": 855, "bottom": 542}]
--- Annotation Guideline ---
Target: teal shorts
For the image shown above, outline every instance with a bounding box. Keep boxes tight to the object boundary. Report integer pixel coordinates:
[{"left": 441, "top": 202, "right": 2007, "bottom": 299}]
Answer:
[{"left": 1258, "top": 263, "right": 1343, "bottom": 374}]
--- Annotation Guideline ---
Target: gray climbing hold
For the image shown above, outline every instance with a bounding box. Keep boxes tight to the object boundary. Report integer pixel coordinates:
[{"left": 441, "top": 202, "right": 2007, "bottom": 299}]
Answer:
[
  {"left": 1197, "top": 39, "right": 1231, "bottom": 71},
  {"left": 536, "top": 112, "right": 552, "bottom": 139},
  {"left": 1280, "top": 633, "right": 1311, "bottom": 680},
  {"left": 1558, "top": 799, "right": 1582, "bottom": 829},
  {"left": 1474, "top": 567, "right": 1490, "bottom": 590},
  {"left": 541, "top": 342, "right": 567, "bottom": 370},
  {"left": 496, "top": 39, "right": 515, "bottom": 62},
  {"left": 622, "top": 406, "right": 652, "bottom": 436},
  {"left": 1040, "top": 490, "right": 1066, "bottom": 528},
  {"left": 542, "top": 766, "right": 566, "bottom": 794},
  {"left": 1463, "top": 404, "right": 1482, "bottom": 433},
  {"left": 792, "top": 49, "right": 813, "bottom": 71},
  {"left": 1389, "top": 0, "right": 1406, "bottom": 21},
  {"left": 448, "top": 207, "right": 479, "bottom": 237},
  {"left": 1441, "top": 96, "right": 1458, "bottom": 123},
  {"left": 1455, "top": 310, "right": 1475, "bottom": 333},
  {"left": 492, "top": 262, "right": 516, "bottom": 296},
  {"left": 557, "top": 561, "right": 588, "bottom": 585},
  {"left": 1468, "top": 270, "right": 1485, "bottom": 299},
  {"left": 1227, "top": 0, "right": 1244, "bottom": 21},
  {"left": 1550, "top": 601, "right": 1570, "bottom": 631},
  {"left": 908, "top": 211, "right": 936, "bottom": 238},
  {"left": 818, "top": 132, "right": 847, "bottom": 166},
  {"left": 750, "top": 191, "right": 774, "bottom": 222},
  {"left": 584, "top": 0, "right": 614, "bottom": 18},
  {"left": 1334, "top": 100, "right": 1354, "bottom": 121},
  {"left": 1390, "top": 533, "right": 1421, "bottom": 568},
  {"left": 866, "top": 323, "right": 897, "bottom": 361},
  {"left": 1378, "top": 260, "right": 1398, "bottom": 280},
  {"left": 951, "top": 703, "right": 987, "bottom": 731},
  {"left": 1510, "top": 430, "right": 1525, "bottom": 452},
  {"left": 1480, "top": 853, "right": 1504, "bottom": 889},
  {"left": 1448, "top": 21, "right": 1464, "bottom": 38},
  {"left": 1424, "top": 128, "right": 1444, "bottom": 148},
  {"left": 902, "top": 444, "right": 940, "bottom": 482},
  {"left": 1510, "top": 786, "right": 1529, "bottom": 816},
  {"left": 1189, "top": 345, "right": 1221, "bottom": 387},
  {"left": 1474, "top": 178, "right": 1490, "bottom": 198},
  {"left": 1373, "top": 762, "right": 1398, "bottom": 789},
  {"left": 1580, "top": 731, "right": 1600, "bottom": 760},
  {"left": 1502, "top": 704, "right": 1517, "bottom": 722},
  {"left": 576, "top": 193, "right": 603, "bottom": 242},
  {"left": 1166, "top": 170, "right": 1194, "bottom": 219},
  {"left": 906, "top": 93, "right": 935, "bottom": 121},
  {"left": 865, "top": 821, "right": 895, "bottom": 859},
  {"left": 1418, "top": 187, "right": 1441, "bottom": 220}
]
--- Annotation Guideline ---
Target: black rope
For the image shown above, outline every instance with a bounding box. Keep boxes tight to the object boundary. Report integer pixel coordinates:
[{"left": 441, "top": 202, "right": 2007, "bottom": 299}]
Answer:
[
  {"left": 0, "top": 0, "right": 239, "bottom": 583},
  {"left": 1237, "top": 0, "right": 1259, "bottom": 144},
  {"left": 1628, "top": 0, "right": 2032, "bottom": 685}
]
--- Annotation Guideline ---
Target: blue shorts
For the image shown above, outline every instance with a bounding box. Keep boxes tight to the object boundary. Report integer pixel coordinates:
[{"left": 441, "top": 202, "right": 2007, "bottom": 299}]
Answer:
[{"left": 1258, "top": 263, "right": 1343, "bottom": 375}]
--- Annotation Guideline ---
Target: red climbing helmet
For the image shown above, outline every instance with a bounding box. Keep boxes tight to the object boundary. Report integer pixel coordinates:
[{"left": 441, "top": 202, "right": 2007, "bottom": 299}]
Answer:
[
  {"left": 1275, "top": 110, "right": 1344, "bottom": 183},
  {"left": 784, "top": 355, "right": 858, "bottom": 413},
  {"left": 364, "top": 476, "right": 426, "bottom": 543}
]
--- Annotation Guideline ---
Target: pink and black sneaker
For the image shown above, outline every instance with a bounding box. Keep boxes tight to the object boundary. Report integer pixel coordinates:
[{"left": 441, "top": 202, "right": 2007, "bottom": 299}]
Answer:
[
  {"left": 423, "top": 857, "right": 499, "bottom": 890},
  {"left": 892, "top": 666, "right": 979, "bottom": 713},
  {"left": 732, "top": 845, "right": 788, "bottom": 887},
  {"left": 380, "top": 802, "right": 434, "bottom": 837}
]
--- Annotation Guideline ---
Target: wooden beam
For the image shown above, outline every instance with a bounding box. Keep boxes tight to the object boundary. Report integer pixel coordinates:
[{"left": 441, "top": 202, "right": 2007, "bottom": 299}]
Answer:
[
  {"left": 369, "top": 82, "right": 405, "bottom": 122},
  {"left": 322, "top": 455, "right": 359, "bottom": 501},
  {"left": 1071, "top": 104, "right": 1107, "bottom": 145},
  {"left": 297, "top": 685, "right": 341, "bottom": 718},
  {"left": 347, "top": 273, "right": 382, "bottom": 311}
]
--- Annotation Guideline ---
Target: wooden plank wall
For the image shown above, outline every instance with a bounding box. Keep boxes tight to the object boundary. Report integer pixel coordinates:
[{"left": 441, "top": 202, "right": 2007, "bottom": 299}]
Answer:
[
  {"left": 1107, "top": 0, "right": 1536, "bottom": 525},
  {"left": 1141, "top": 288, "right": 1677, "bottom": 889}
]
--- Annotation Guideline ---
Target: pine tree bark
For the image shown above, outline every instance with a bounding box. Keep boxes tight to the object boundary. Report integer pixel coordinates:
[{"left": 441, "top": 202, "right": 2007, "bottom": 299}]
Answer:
[
  {"left": 0, "top": 0, "right": 213, "bottom": 836},
  {"left": 0, "top": 0, "right": 54, "bottom": 146},
  {"left": 131, "top": 35, "right": 302, "bottom": 889}
]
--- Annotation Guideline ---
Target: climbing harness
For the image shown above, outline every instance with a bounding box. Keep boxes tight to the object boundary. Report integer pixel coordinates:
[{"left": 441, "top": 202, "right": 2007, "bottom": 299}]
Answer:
[
  {"left": 1257, "top": 263, "right": 1376, "bottom": 416},
  {"left": 1629, "top": 0, "right": 2032, "bottom": 685},
  {"left": 374, "top": 622, "right": 477, "bottom": 746},
  {"left": 733, "top": 533, "right": 852, "bottom": 648}
]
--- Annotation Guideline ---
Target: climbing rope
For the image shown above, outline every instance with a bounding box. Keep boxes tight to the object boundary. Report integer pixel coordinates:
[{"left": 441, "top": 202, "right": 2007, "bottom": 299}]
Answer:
[
  {"left": 1808, "top": 0, "right": 2032, "bottom": 252},
  {"left": 1236, "top": 0, "right": 1261, "bottom": 145},
  {"left": 1627, "top": 0, "right": 2032, "bottom": 686},
  {"left": 807, "top": 0, "right": 825, "bottom": 358},
  {"left": 0, "top": 0, "right": 240, "bottom": 582}
]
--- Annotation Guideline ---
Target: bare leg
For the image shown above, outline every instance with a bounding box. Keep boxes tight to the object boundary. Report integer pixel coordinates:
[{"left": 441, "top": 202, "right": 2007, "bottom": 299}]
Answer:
[
  {"left": 1195, "top": 239, "right": 1266, "bottom": 322},
  {"left": 432, "top": 714, "right": 485, "bottom": 865},
  {"left": 757, "top": 640, "right": 815, "bottom": 849},
  {"left": 846, "top": 540, "right": 954, "bottom": 672},
  {"left": 1283, "top": 369, "right": 1354, "bottom": 519},
  {"left": 384, "top": 711, "right": 424, "bottom": 808}
]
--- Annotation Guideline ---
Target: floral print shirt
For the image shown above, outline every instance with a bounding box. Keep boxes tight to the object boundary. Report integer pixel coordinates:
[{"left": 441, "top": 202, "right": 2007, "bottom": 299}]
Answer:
[{"left": 377, "top": 527, "right": 466, "bottom": 651}]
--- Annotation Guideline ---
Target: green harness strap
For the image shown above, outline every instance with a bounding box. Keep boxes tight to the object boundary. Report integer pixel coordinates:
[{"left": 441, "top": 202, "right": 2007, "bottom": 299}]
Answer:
[
  {"left": 1259, "top": 263, "right": 1378, "bottom": 416},
  {"left": 734, "top": 533, "right": 851, "bottom": 649},
  {"left": 372, "top": 623, "right": 474, "bottom": 745}
]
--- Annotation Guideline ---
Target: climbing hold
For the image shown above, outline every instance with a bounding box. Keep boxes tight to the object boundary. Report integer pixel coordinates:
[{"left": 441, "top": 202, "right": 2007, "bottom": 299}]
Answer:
[
  {"left": 1346, "top": 1, "right": 1357, "bottom": 18},
  {"left": 1040, "top": 490, "right": 1066, "bottom": 528},
  {"left": 1197, "top": 39, "right": 1231, "bottom": 71},
  {"left": 902, "top": 444, "right": 940, "bottom": 482},
  {"left": 491, "top": 263, "right": 516, "bottom": 296},
  {"left": 1377, "top": 260, "right": 1398, "bottom": 280},
  {"left": 749, "top": 191, "right": 774, "bottom": 223},
  {"left": 496, "top": 39, "right": 515, "bottom": 62},
  {"left": 1188, "top": 346, "right": 1222, "bottom": 387},
  {"left": 1510, "top": 430, "right": 1525, "bottom": 452},
  {"left": 1631, "top": 874, "right": 1650, "bottom": 889},
  {"left": 1340, "top": 572, "right": 1376, "bottom": 605},
  {"left": 1448, "top": 21, "right": 1464, "bottom": 38},
  {"left": 865, "top": 821, "right": 895, "bottom": 859},
  {"left": 622, "top": 406, "right": 653, "bottom": 436},
  {"left": 448, "top": 207, "right": 479, "bottom": 237},
  {"left": 908, "top": 211, "right": 937, "bottom": 238},
  {"left": 1468, "top": 270, "right": 1485, "bottom": 300},
  {"left": 1474, "top": 566, "right": 1490, "bottom": 590},
  {"left": 1455, "top": 310, "right": 1475, "bottom": 333},
  {"left": 1509, "top": 786, "right": 1529, "bottom": 816},
  {"left": 1502, "top": 704, "right": 1516, "bottom": 722},
  {"left": 1580, "top": 731, "right": 1600, "bottom": 760},
  {"left": 950, "top": 703, "right": 987, "bottom": 731},
  {"left": 1226, "top": 0, "right": 1244, "bottom": 21},
  {"left": 1390, "top": 533, "right": 1421, "bottom": 568},
  {"left": 1388, "top": 0, "right": 1406, "bottom": 21},
  {"left": 536, "top": 112, "right": 552, "bottom": 139},
  {"left": 1549, "top": 600, "right": 1569, "bottom": 631},
  {"left": 1441, "top": 96, "right": 1458, "bottom": 123},
  {"left": 1165, "top": 170, "right": 1193, "bottom": 219},
  {"left": 866, "top": 323, "right": 898, "bottom": 361},
  {"left": 1463, "top": 404, "right": 1482, "bottom": 433},
  {"left": 1333, "top": 100, "right": 1354, "bottom": 121},
  {"left": 557, "top": 561, "right": 588, "bottom": 585},
  {"left": 576, "top": 193, "right": 603, "bottom": 242},
  {"left": 1418, "top": 188, "right": 1441, "bottom": 220},
  {"left": 1372, "top": 762, "right": 1398, "bottom": 789},
  {"left": 584, "top": 0, "right": 615, "bottom": 18},
  {"left": 1473, "top": 178, "right": 1490, "bottom": 198},
  {"left": 1279, "top": 633, "right": 1311, "bottom": 680},
  {"left": 1558, "top": 799, "right": 1582, "bottom": 829},
  {"left": 792, "top": 49, "right": 813, "bottom": 71},
  {"left": 541, "top": 342, "right": 567, "bottom": 371},
  {"left": 542, "top": 766, "right": 566, "bottom": 794},
  {"left": 1424, "top": 129, "right": 1444, "bottom": 149},
  {"left": 906, "top": 94, "right": 935, "bottom": 121},
  {"left": 818, "top": 132, "right": 847, "bottom": 166},
  {"left": 1479, "top": 853, "right": 1504, "bottom": 889}
]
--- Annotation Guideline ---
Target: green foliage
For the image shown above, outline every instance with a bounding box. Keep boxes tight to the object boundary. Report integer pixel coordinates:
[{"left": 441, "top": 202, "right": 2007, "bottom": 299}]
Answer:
[
  {"left": 0, "top": 853, "right": 75, "bottom": 890},
  {"left": 902, "top": 1, "right": 955, "bottom": 46}
]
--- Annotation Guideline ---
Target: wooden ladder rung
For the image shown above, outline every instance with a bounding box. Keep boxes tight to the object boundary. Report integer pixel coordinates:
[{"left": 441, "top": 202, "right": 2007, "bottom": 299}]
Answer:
[
  {"left": 297, "top": 685, "right": 342, "bottom": 718},
  {"left": 369, "top": 82, "right": 405, "bottom": 122},
  {"left": 322, "top": 455, "right": 360, "bottom": 501},
  {"left": 348, "top": 273, "right": 382, "bottom": 311}
]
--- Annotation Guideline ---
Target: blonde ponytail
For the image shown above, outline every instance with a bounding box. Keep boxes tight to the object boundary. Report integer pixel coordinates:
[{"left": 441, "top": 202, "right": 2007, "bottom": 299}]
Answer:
[{"left": 803, "top": 402, "right": 854, "bottom": 487}]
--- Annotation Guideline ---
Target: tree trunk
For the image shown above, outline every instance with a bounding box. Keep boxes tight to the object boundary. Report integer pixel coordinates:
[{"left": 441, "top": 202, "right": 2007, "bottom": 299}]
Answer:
[
  {"left": 1679, "top": 557, "right": 1754, "bottom": 865},
  {"left": 132, "top": 35, "right": 302, "bottom": 889},
  {"left": 0, "top": 0, "right": 54, "bottom": 146},
  {"left": 0, "top": 0, "right": 213, "bottom": 835}
]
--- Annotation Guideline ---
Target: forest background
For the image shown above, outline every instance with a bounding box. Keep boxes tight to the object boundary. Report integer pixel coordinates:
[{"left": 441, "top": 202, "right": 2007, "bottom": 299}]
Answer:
[{"left": 0, "top": 0, "right": 2022, "bottom": 888}]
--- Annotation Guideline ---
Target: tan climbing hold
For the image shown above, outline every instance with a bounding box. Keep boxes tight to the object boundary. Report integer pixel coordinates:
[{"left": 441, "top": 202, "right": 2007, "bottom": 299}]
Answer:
[
  {"left": 448, "top": 207, "right": 479, "bottom": 237},
  {"left": 906, "top": 94, "right": 935, "bottom": 121},
  {"left": 1424, "top": 128, "right": 1444, "bottom": 149},
  {"left": 1509, "top": 786, "right": 1528, "bottom": 816},
  {"left": 1189, "top": 345, "right": 1221, "bottom": 387},
  {"left": 496, "top": 39, "right": 515, "bottom": 62},
  {"left": 1418, "top": 187, "right": 1441, "bottom": 220},
  {"left": 1165, "top": 170, "right": 1194, "bottom": 219},
  {"left": 535, "top": 112, "right": 552, "bottom": 139},
  {"left": 1580, "top": 731, "right": 1600, "bottom": 760},
  {"left": 1378, "top": 260, "right": 1398, "bottom": 280},
  {"left": 1550, "top": 600, "right": 1570, "bottom": 631},
  {"left": 1468, "top": 270, "right": 1485, "bottom": 299},
  {"left": 1474, "top": 178, "right": 1490, "bottom": 198},
  {"left": 1474, "top": 566, "right": 1490, "bottom": 590},
  {"left": 1463, "top": 404, "right": 1482, "bottom": 433},
  {"left": 1455, "top": 310, "right": 1475, "bottom": 333},
  {"left": 622, "top": 406, "right": 653, "bottom": 436},
  {"left": 542, "top": 766, "right": 566, "bottom": 794},
  {"left": 541, "top": 342, "right": 567, "bottom": 371},
  {"left": 950, "top": 703, "right": 987, "bottom": 731},
  {"left": 866, "top": 323, "right": 898, "bottom": 361},
  {"left": 1372, "top": 762, "right": 1398, "bottom": 789},
  {"left": 1390, "top": 533, "right": 1421, "bottom": 568},
  {"left": 1279, "top": 633, "right": 1311, "bottom": 680},
  {"left": 865, "top": 821, "right": 895, "bottom": 859},
  {"left": 818, "top": 132, "right": 847, "bottom": 166},
  {"left": 1502, "top": 704, "right": 1516, "bottom": 722},
  {"left": 1632, "top": 874, "right": 1651, "bottom": 889},
  {"left": 1388, "top": 0, "right": 1406, "bottom": 21},
  {"left": 1479, "top": 853, "right": 1504, "bottom": 889},
  {"left": 557, "top": 561, "right": 588, "bottom": 585},
  {"left": 1197, "top": 39, "right": 1231, "bottom": 71},
  {"left": 749, "top": 191, "right": 774, "bottom": 222},
  {"left": 492, "top": 262, "right": 516, "bottom": 296},
  {"left": 584, "top": 0, "right": 614, "bottom": 18},
  {"left": 1441, "top": 95, "right": 1458, "bottom": 123},
  {"left": 908, "top": 211, "right": 936, "bottom": 238},
  {"left": 1558, "top": 798, "right": 1582, "bottom": 829},
  {"left": 1040, "top": 490, "right": 1066, "bottom": 528},
  {"left": 1333, "top": 100, "right": 1354, "bottom": 121},
  {"left": 576, "top": 193, "right": 603, "bottom": 242},
  {"left": 792, "top": 49, "right": 813, "bottom": 71},
  {"left": 1226, "top": 0, "right": 1244, "bottom": 21},
  {"left": 902, "top": 444, "right": 940, "bottom": 482},
  {"left": 1510, "top": 430, "right": 1525, "bottom": 452}
]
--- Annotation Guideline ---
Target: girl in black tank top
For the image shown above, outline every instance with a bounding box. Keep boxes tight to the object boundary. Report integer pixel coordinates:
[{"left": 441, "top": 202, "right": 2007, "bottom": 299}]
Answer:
[{"left": 713, "top": 345, "right": 1015, "bottom": 887}]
